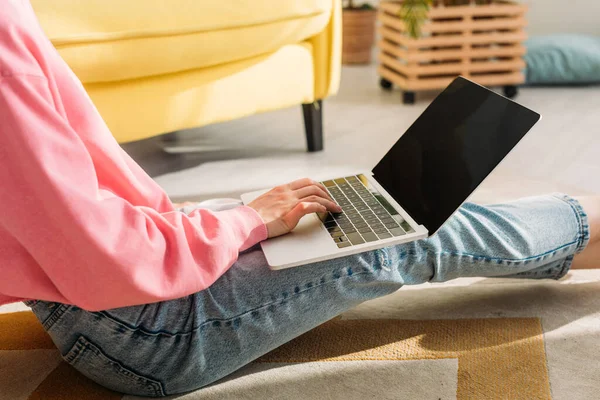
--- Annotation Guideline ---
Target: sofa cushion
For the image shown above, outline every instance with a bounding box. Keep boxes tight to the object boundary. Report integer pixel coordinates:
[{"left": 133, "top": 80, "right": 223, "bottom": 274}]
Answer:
[
  {"left": 86, "top": 43, "right": 316, "bottom": 143},
  {"left": 31, "top": 0, "right": 332, "bottom": 83}
]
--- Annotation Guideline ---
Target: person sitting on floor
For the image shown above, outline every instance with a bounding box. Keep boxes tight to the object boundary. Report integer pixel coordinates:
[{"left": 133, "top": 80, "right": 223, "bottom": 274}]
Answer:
[{"left": 0, "top": 1, "right": 598, "bottom": 396}]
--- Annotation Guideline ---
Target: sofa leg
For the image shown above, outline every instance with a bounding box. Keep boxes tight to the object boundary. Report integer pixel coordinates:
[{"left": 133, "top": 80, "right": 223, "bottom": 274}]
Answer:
[
  {"left": 302, "top": 100, "right": 323, "bottom": 152},
  {"left": 161, "top": 131, "right": 179, "bottom": 144}
]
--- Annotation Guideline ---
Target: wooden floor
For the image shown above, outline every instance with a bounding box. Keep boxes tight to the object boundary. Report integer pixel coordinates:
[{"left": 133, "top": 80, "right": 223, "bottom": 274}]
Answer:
[{"left": 123, "top": 64, "right": 600, "bottom": 203}]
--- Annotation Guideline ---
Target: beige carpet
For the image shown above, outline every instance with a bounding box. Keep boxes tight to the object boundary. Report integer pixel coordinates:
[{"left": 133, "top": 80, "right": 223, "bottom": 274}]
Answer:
[
  {"left": 0, "top": 310, "right": 553, "bottom": 400},
  {"left": 3, "top": 270, "right": 600, "bottom": 399}
]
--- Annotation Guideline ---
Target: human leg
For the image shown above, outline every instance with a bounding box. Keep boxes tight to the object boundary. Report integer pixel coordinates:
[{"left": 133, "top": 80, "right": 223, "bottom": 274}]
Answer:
[
  {"left": 404, "top": 193, "right": 590, "bottom": 282},
  {"left": 571, "top": 196, "right": 600, "bottom": 269},
  {"left": 30, "top": 194, "right": 589, "bottom": 396}
]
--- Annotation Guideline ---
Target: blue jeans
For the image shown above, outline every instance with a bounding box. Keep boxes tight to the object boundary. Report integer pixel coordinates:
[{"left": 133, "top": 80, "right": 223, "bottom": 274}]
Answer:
[{"left": 26, "top": 194, "right": 590, "bottom": 397}]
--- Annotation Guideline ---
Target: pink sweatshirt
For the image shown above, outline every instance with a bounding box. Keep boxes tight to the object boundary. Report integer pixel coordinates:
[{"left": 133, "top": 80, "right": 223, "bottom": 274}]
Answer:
[{"left": 0, "top": 1, "right": 268, "bottom": 311}]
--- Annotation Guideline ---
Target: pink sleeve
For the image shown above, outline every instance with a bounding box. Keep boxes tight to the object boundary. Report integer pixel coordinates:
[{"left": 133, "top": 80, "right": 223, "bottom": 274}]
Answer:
[{"left": 0, "top": 76, "right": 268, "bottom": 311}]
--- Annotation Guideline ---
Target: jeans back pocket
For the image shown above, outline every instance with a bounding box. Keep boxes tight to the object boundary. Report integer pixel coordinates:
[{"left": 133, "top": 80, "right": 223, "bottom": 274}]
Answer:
[{"left": 64, "top": 336, "right": 165, "bottom": 397}]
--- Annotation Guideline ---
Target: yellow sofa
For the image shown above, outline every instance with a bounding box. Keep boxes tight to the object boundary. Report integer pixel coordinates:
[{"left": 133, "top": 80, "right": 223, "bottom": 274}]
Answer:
[{"left": 31, "top": 0, "right": 342, "bottom": 151}]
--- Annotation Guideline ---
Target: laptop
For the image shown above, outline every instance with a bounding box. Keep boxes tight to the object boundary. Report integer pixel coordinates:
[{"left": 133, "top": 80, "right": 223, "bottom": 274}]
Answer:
[{"left": 241, "top": 77, "right": 541, "bottom": 270}]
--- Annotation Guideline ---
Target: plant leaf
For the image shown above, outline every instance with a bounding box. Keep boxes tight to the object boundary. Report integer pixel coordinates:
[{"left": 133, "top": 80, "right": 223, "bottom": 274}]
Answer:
[{"left": 399, "top": 0, "right": 432, "bottom": 39}]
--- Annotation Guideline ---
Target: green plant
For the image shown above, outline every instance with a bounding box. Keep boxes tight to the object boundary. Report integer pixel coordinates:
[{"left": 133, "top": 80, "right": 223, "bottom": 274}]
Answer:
[
  {"left": 400, "top": 0, "right": 432, "bottom": 39},
  {"left": 343, "top": 0, "right": 376, "bottom": 10},
  {"left": 400, "top": 0, "right": 494, "bottom": 39}
]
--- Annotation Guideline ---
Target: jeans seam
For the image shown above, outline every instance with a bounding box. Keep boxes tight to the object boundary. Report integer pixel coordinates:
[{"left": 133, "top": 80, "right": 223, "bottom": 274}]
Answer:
[
  {"left": 551, "top": 193, "right": 590, "bottom": 254},
  {"left": 556, "top": 255, "right": 575, "bottom": 279},
  {"left": 437, "top": 240, "right": 579, "bottom": 264},
  {"left": 97, "top": 269, "right": 373, "bottom": 337},
  {"left": 208, "top": 268, "right": 373, "bottom": 325},
  {"left": 63, "top": 336, "right": 87, "bottom": 364},
  {"left": 42, "top": 304, "right": 71, "bottom": 331},
  {"left": 65, "top": 336, "right": 166, "bottom": 397}
]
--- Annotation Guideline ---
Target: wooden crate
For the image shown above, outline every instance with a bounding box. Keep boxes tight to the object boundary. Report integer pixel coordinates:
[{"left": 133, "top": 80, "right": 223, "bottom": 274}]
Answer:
[{"left": 377, "top": 0, "right": 528, "bottom": 103}]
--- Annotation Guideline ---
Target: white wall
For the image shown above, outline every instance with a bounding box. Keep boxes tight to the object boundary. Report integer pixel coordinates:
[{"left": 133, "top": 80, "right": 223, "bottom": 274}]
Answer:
[
  {"left": 365, "top": 0, "right": 600, "bottom": 36},
  {"left": 521, "top": 0, "right": 600, "bottom": 36}
]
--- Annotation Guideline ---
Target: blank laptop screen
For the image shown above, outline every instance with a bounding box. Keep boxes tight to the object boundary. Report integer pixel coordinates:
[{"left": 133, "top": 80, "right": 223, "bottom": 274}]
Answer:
[{"left": 372, "top": 77, "right": 540, "bottom": 235}]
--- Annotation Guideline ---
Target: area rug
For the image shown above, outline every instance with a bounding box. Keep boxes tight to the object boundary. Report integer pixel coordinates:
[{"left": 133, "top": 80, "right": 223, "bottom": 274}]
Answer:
[
  {"left": 0, "top": 310, "right": 551, "bottom": 400},
  {"left": 3, "top": 270, "right": 600, "bottom": 400}
]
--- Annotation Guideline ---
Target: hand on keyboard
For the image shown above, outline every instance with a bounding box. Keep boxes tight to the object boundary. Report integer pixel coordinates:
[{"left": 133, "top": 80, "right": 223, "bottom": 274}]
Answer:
[
  {"left": 319, "top": 175, "right": 409, "bottom": 248},
  {"left": 248, "top": 178, "right": 342, "bottom": 239}
]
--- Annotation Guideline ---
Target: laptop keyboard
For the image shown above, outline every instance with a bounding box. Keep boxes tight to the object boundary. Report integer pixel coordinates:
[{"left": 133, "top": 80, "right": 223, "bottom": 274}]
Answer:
[{"left": 319, "top": 175, "right": 415, "bottom": 249}]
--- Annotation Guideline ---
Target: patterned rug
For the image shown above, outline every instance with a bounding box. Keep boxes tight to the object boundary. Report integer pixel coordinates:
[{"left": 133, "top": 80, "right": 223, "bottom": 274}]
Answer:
[
  {"left": 2, "top": 271, "right": 600, "bottom": 399},
  {"left": 0, "top": 310, "right": 552, "bottom": 400}
]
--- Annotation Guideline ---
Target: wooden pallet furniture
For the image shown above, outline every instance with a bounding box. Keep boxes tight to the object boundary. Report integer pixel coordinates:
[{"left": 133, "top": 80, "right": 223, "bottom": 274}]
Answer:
[{"left": 377, "top": 0, "right": 528, "bottom": 103}]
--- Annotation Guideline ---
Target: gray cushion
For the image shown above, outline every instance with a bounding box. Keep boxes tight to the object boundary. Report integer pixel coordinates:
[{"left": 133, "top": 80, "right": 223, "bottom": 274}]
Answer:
[{"left": 524, "top": 34, "right": 600, "bottom": 85}]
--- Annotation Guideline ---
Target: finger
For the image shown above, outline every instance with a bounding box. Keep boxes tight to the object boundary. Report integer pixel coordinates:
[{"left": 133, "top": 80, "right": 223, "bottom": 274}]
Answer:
[
  {"left": 287, "top": 177, "right": 312, "bottom": 190},
  {"left": 294, "top": 185, "right": 335, "bottom": 203},
  {"left": 298, "top": 195, "right": 341, "bottom": 212},
  {"left": 314, "top": 181, "right": 330, "bottom": 195},
  {"left": 283, "top": 201, "right": 327, "bottom": 230},
  {"left": 288, "top": 178, "right": 327, "bottom": 193}
]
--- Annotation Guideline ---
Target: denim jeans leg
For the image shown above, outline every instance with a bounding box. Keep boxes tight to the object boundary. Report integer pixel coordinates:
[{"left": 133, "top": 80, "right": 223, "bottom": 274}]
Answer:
[{"left": 29, "top": 194, "right": 590, "bottom": 396}]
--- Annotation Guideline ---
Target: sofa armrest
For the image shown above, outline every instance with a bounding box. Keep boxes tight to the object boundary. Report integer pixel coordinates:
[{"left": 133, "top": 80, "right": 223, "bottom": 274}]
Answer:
[{"left": 310, "top": 0, "right": 342, "bottom": 100}]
